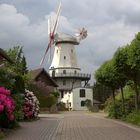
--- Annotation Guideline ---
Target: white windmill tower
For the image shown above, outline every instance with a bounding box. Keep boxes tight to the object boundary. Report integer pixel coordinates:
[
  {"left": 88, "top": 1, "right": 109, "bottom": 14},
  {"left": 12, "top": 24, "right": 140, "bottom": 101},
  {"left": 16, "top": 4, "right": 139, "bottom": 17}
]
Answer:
[{"left": 41, "top": 3, "right": 93, "bottom": 110}]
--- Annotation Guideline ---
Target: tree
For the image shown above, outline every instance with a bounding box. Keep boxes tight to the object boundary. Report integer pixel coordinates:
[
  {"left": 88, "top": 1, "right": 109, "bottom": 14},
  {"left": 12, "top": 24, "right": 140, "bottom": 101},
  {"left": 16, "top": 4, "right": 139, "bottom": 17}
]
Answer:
[
  {"left": 93, "top": 82, "right": 112, "bottom": 103},
  {"left": 3, "top": 46, "right": 29, "bottom": 92},
  {"left": 95, "top": 58, "right": 128, "bottom": 117},
  {"left": 5, "top": 46, "right": 28, "bottom": 75},
  {"left": 1, "top": 47, "right": 29, "bottom": 121},
  {"left": 113, "top": 47, "right": 129, "bottom": 113},
  {"left": 45, "top": 95, "right": 57, "bottom": 111},
  {"left": 95, "top": 60, "right": 119, "bottom": 105},
  {"left": 114, "top": 33, "right": 140, "bottom": 110},
  {"left": 127, "top": 32, "right": 140, "bottom": 110}
]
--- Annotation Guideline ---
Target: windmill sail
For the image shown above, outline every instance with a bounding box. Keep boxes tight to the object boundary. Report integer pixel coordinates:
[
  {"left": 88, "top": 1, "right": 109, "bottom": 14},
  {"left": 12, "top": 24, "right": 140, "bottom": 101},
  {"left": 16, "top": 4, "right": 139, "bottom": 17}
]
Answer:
[
  {"left": 75, "top": 28, "right": 88, "bottom": 41},
  {"left": 40, "top": 2, "right": 62, "bottom": 65}
]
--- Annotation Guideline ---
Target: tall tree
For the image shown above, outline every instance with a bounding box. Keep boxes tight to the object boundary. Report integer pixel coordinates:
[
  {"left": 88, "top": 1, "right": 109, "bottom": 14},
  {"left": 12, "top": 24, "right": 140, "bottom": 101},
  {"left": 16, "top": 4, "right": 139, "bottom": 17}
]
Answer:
[
  {"left": 127, "top": 32, "right": 140, "bottom": 110},
  {"left": 4, "top": 46, "right": 28, "bottom": 93},
  {"left": 95, "top": 58, "right": 128, "bottom": 115},
  {"left": 95, "top": 60, "right": 119, "bottom": 105},
  {"left": 113, "top": 47, "right": 128, "bottom": 113},
  {"left": 93, "top": 82, "right": 112, "bottom": 103}
]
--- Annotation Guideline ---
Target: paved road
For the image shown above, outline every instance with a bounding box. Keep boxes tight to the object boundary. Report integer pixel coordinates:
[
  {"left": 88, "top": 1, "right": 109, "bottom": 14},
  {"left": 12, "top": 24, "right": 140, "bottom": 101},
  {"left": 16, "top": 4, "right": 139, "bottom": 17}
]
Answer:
[{"left": 3, "top": 111, "right": 140, "bottom": 140}]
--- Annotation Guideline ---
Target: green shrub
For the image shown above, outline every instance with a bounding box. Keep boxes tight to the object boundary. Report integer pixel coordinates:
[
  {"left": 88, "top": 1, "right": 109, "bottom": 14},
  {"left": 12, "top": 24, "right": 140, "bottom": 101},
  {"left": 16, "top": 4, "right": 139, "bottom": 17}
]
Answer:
[
  {"left": 0, "top": 131, "right": 5, "bottom": 139},
  {"left": 105, "top": 99, "right": 123, "bottom": 119},
  {"left": 105, "top": 97, "right": 136, "bottom": 119},
  {"left": 13, "top": 75, "right": 25, "bottom": 94},
  {"left": 45, "top": 95, "right": 57, "bottom": 111},
  {"left": 12, "top": 94, "right": 24, "bottom": 121},
  {"left": 115, "top": 86, "right": 134, "bottom": 100},
  {"left": 0, "top": 113, "right": 18, "bottom": 129},
  {"left": 27, "top": 84, "right": 59, "bottom": 111},
  {"left": 27, "top": 84, "right": 48, "bottom": 108},
  {"left": 0, "top": 68, "right": 15, "bottom": 90},
  {"left": 105, "top": 85, "right": 136, "bottom": 119},
  {"left": 92, "top": 105, "right": 100, "bottom": 112},
  {"left": 57, "top": 102, "right": 67, "bottom": 111},
  {"left": 126, "top": 111, "right": 140, "bottom": 125}
]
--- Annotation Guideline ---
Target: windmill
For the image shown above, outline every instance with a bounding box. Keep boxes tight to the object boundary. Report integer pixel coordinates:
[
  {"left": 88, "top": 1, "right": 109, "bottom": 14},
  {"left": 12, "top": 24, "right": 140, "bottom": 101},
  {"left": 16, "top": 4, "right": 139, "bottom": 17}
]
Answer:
[
  {"left": 40, "top": 2, "right": 62, "bottom": 65},
  {"left": 75, "top": 27, "right": 88, "bottom": 42},
  {"left": 46, "top": 3, "right": 92, "bottom": 111}
]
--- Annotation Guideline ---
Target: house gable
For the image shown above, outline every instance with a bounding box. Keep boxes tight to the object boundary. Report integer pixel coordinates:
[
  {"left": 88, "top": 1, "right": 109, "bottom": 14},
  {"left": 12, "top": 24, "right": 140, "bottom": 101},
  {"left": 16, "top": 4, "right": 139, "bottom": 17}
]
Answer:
[{"left": 31, "top": 68, "right": 58, "bottom": 87}]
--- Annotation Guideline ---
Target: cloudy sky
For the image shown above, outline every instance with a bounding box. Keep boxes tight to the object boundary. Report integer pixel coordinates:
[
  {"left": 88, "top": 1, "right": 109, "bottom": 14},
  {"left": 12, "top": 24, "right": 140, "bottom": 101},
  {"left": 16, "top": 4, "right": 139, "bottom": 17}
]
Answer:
[{"left": 0, "top": 0, "right": 140, "bottom": 83}]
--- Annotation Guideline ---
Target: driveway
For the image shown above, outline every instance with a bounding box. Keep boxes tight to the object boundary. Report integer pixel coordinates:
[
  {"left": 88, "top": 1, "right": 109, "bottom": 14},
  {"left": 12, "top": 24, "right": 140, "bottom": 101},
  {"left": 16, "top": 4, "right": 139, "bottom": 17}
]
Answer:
[{"left": 3, "top": 111, "right": 140, "bottom": 140}]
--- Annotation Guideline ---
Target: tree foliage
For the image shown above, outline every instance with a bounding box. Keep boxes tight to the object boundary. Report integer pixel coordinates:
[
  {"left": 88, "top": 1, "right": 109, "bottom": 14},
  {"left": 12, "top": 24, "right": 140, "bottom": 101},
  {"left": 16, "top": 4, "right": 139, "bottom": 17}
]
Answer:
[
  {"left": 95, "top": 32, "right": 140, "bottom": 116},
  {"left": 93, "top": 83, "right": 112, "bottom": 103},
  {"left": 0, "top": 46, "right": 29, "bottom": 123},
  {"left": 5, "top": 46, "right": 28, "bottom": 75}
]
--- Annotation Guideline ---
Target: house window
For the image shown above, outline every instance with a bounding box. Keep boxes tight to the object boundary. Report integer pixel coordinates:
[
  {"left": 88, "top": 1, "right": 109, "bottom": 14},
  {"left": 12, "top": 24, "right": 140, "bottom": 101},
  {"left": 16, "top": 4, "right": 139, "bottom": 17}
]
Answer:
[
  {"left": 81, "top": 101, "right": 85, "bottom": 107},
  {"left": 64, "top": 56, "right": 66, "bottom": 59},
  {"left": 63, "top": 80, "right": 66, "bottom": 85},
  {"left": 80, "top": 89, "right": 85, "bottom": 97},
  {"left": 71, "top": 49, "right": 73, "bottom": 53},
  {"left": 61, "top": 91, "right": 64, "bottom": 98},
  {"left": 63, "top": 70, "right": 66, "bottom": 74},
  {"left": 57, "top": 49, "right": 58, "bottom": 53},
  {"left": 74, "top": 70, "right": 77, "bottom": 74}
]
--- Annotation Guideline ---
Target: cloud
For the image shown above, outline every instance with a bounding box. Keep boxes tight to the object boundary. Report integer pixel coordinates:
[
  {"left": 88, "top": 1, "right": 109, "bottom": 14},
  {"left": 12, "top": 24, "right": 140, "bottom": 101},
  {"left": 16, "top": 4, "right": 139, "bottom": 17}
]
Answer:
[
  {"left": 0, "top": 3, "right": 75, "bottom": 69},
  {"left": 0, "top": 1, "right": 140, "bottom": 83},
  {"left": 0, "top": 4, "right": 47, "bottom": 68}
]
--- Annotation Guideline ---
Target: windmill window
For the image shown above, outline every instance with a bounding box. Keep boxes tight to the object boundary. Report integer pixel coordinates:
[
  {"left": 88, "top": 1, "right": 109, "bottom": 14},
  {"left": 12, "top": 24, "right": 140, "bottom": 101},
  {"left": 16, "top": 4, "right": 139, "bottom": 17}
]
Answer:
[
  {"left": 61, "top": 91, "right": 64, "bottom": 98},
  {"left": 57, "top": 50, "right": 58, "bottom": 53},
  {"left": 64, "top": 56, "right": 66, "bottom": 59},
  {"left": 63, "top": 70, "right": 66, "bottom": 74},
  {"left": 63, "top": 80, "right": 66, "bottom": 85},
  {"left": 52, "top": 70, "right": 55, "bottom": 77},
  {"left": 71, "top": 49, "right": 73, "bottom": 53}
]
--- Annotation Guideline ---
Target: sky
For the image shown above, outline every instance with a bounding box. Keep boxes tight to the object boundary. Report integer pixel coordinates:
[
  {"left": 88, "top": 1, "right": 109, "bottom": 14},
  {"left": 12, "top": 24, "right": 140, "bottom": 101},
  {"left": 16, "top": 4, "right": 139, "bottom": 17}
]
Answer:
[{"left": 0, "top": 0, "right": 140, "bottom": 84}]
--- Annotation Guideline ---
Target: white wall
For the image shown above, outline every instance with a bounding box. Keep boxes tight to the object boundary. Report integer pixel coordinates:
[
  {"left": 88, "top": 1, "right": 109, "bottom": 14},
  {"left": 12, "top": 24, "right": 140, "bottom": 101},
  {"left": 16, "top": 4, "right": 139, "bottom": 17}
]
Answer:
[
  {"left": 59, "top": 87, "right": 93, "bottom": 111},
  {"left": 60, "top": 91, "right": 73, "bottom": 109},
  {"left": 56, "top": 79, "right": 81, "bottom": 90},
  {"left": 49, "top": 43, "right": 80, "bottom": 70},
  {"left": 72, "top": 88, "right": 93, "bottom": 111}
]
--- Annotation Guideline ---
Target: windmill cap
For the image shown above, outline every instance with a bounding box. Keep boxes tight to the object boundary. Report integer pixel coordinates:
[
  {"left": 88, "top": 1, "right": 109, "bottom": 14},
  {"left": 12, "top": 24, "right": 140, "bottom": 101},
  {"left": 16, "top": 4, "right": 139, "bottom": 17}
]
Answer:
[{"left": 54, "top": 32, "right": 79, "bottom": 45}]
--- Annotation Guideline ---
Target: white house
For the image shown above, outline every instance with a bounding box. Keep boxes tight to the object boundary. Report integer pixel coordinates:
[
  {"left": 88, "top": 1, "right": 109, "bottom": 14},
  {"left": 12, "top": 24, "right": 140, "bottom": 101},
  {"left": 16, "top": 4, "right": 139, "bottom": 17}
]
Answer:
[{"left": 60, "top": 88, "right": 93, "bottom": 110}]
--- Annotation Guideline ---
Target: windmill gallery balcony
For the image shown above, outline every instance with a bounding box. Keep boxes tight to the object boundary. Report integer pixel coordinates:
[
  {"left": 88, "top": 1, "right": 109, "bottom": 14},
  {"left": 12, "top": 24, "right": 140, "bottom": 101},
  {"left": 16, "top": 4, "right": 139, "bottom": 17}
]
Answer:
[{"left": 52, "top": 72, "right": 91, "bottom": 80}]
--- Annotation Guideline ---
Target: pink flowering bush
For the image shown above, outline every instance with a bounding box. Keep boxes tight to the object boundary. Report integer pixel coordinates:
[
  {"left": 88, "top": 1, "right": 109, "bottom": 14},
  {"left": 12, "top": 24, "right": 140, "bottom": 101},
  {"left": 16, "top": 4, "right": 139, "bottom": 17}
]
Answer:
[
  {"left": 0, "top": 87, "right": 15, "bottom": 128},
  {"left": 23, "top": 89, "right": 39, "bottom": 119}
]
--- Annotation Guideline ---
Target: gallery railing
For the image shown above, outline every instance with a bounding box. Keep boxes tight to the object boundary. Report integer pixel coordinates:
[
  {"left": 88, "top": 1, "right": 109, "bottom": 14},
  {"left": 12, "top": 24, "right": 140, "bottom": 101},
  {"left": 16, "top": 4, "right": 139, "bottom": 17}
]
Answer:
[{"left": 53, "top": 73, "right": 91, "bottom": 79}]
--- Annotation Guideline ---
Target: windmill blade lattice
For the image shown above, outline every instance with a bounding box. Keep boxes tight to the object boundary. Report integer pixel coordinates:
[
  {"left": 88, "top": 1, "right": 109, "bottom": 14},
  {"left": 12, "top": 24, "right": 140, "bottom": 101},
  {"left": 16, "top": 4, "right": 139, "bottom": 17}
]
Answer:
[{"left": 40, "top": 2, "right": 62, "bottom": 65}]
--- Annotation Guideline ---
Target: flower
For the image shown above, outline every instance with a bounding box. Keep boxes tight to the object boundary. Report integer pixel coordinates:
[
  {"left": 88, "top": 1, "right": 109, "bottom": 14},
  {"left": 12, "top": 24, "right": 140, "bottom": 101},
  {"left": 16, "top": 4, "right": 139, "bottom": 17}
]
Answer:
[
  {"left": 0, "top": 87, "right": 15, "bottom": 121},
  {"left": 7, "top": 114, "right": 15, "bottom": 121},
  {"left": 0, "top": 87, "right": 11, "bottom": 95},
  {"left": 0, "top": 87, "right": 6, "bottom": 94},
  {"left": 0, "top": 104, "right": 4, "bottom": 112},
  {"left": 0, "top": 94, "right": 6, "bottom": 102},
  {"left": 23, "top": 107, "right": 30, "bottom": 112},
  {"left": 23, "top": 89, "right": 40, "bottom": 119}
]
